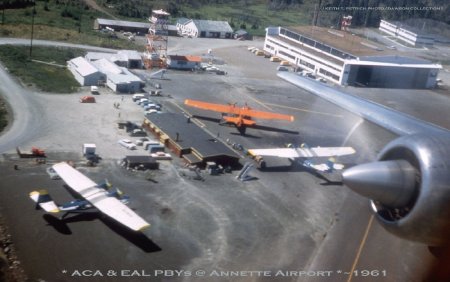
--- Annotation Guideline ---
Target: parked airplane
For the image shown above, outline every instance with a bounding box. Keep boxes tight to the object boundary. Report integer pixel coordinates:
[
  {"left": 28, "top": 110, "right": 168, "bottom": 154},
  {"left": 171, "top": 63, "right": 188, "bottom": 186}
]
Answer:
[
  {"left": 278, "top": 71, "right": 450, "bottom": 246},
  {"left": 184, "top": 99, "right": 294, "bottom": 134},
  {"left": 30, "top": 162, "right": 150, "bottom": 232},
  {"left": 247, "top": 143, "right": 355, "bottom": 170}
]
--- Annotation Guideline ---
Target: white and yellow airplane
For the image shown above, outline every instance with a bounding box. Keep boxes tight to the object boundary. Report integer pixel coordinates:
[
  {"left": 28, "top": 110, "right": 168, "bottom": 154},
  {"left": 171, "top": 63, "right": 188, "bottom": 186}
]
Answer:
[
  {"left": 248, "top": 143, "right": 355, "bottom": 171},
  {"left": 30, "top": 162, "right": 150, "bottom": 232}
]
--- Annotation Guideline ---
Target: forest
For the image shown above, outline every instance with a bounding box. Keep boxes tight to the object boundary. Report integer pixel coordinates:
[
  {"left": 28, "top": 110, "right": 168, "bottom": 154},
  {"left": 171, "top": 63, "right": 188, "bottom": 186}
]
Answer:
[{"left": 103, "top": 0, "right": 449, "bottom": 28}]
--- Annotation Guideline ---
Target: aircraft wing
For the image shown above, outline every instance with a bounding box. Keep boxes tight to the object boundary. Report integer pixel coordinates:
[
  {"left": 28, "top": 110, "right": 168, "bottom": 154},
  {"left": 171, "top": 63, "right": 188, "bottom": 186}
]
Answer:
[
  {"left": 248, "top": 147, "right": 355, "bottom": 158},
  {"left": 277, "top": 72, "right": 448, "bottom": 136},
  {"left": 240, "top": 108, "right": 294, "bottom": 121},
  {"left": 185, "top": 99, "right": 239, "bottom": 114},
  {"left": 52, "top": 162, "right": 150, "bottom": 231}
]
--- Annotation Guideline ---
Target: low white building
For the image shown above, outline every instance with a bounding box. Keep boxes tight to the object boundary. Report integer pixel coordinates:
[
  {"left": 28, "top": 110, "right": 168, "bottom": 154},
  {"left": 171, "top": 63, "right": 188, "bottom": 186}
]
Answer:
[
  {"left": 85, "top": 50, "right": 143, "bottom": 69},
  {"left": 167, "top": 55, "right": 202, "bottom": 70},
  {"left": 91, "top": 59, "right": 143, "bottom": 93},
  {"left": 68, "top": 56, "right": 143, "bottom": 93},
  {"left": 379, "top": 20, "right": 435, "bottom": 46},
  {"left": 94, "top": 18, "right": 151, "bottom": 35},
  {"left": 67, "top": 57, "right": 105, "bottom": 86},
  {"left": 177, "top": 19, "right": 233, "bottom": 38}
]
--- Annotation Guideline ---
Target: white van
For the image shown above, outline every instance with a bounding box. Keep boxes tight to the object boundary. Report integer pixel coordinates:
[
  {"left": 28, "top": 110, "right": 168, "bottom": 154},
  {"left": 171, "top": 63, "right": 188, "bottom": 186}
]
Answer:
[
  {"left": 132, "top": 94, "right": 145, "bottom": 102},
  {"left": 90, "top": 86, "right": 99, "bottom": 94}
]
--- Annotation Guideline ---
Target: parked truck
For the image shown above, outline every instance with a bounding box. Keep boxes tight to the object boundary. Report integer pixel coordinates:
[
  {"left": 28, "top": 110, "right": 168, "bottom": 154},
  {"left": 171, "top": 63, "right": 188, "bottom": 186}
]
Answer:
[{"left": 16, "top": 147, "right": 46, "bottom": 158}]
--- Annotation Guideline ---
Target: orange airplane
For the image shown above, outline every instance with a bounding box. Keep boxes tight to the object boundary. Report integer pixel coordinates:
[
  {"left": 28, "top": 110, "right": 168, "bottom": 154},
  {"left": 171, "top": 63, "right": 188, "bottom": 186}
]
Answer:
[{"left": 184, "top": 99, "right": 294, "bottom": 134}]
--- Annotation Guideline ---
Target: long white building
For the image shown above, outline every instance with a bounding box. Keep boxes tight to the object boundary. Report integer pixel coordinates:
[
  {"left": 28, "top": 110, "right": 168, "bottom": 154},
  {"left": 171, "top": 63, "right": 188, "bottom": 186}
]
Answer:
[
  {"left": 379, "top": 20, "right": 435, "bottom": 46},
  {"left": 264, "top": 26, "right": 441, "bottom": 89},
  {"left": 67, "top": 56, "right": 143, "bottom": 93}
]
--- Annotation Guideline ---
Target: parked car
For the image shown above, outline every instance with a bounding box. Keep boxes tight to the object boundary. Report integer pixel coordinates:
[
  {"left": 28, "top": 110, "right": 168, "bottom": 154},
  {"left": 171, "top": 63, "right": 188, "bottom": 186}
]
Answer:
[
  {"left": 136, "top": 137, "right": 150, "bottom": 146},
  {"left": 80, "top": 96, "right": 96, "bottom": 103},
  {"left": 277, "top": 66, "right": 289, "bottom": 72},
  {"left": 129, "top": 129, "right": 147, "bottom": 137},
  {"left": 46, "top": 167, "right": 61, "bottom": 180},
  {"left": 118, "top": 139, "right": 137, "bottom": 150},
  {"left": 315, "top": 77, "right": 327, "bottom": 83},
  {"left": 144, "top": 104, "right": 161, "bottom": 111},
  {"left": 90, "top": 86, "right": 99, "bottom": 95},
  {"left": 145, "top": 109, "right": 161, "bottom": 115},
  {"left": 137, "top": 98, "right": 148, "bottom": 105},
  {"left": 132, "top": 94, "right": 145, "bottom": 102},
  {"left": 270, "top": 56, "right": 281, "bottom": 62}
]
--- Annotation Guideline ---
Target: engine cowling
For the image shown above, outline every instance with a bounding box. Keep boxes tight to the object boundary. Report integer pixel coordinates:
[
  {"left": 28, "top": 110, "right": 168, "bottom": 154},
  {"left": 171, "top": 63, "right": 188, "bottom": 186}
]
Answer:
[{"left": 343, "top": 133, "right": 450, "bottom": 246}]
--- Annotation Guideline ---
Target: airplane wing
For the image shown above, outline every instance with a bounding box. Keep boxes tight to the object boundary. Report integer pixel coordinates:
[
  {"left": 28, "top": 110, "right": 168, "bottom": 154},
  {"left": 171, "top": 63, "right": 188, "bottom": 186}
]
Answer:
[
  {"left": 52, "top": 162, "right": 150, "bottom": 231},
  {"left": 239, "top": 108, "right": 294, "bottom": 121},
  {"left": 185, "top": 99, "right": 239, "bottom": 114},
  {"left": 248, "top": 147, "right": 355, "bottom": 158},
  {"left": 185, "top": 99, "right": 294, "bottom": 122}
]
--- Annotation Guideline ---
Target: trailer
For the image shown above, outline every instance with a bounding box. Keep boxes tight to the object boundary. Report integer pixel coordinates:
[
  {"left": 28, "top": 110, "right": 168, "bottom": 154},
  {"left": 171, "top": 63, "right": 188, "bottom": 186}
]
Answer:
[{"left": 16, "top": 147, "right": 46, "bottom": 158}]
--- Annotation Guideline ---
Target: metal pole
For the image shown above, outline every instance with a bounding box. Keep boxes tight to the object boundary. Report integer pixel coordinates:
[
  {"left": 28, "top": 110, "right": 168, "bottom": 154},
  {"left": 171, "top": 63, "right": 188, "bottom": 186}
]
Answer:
[{"left": 29, "top": 4, "right": 35, "bottom": 57}]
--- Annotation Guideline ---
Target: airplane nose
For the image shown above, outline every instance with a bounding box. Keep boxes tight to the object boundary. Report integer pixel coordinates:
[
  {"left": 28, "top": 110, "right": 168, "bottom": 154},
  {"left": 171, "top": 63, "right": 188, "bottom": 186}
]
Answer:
[{"left": 342, "top": 160, "right": 418, "bottom": 208}]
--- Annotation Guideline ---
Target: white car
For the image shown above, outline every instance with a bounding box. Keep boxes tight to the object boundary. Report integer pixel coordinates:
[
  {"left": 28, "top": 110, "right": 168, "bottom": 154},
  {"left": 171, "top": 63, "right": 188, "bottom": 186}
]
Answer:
[
  {"left": 145, "top": 109, "right": 161, "bottom": 115},
  {"left": 118, "top": 139, "right": 137, "bottom": 150},
  {"left": 137, "top": 98, "right": 149, "bottom": 105},
  {"left": 46, "top": 167, "right": 61, "bottom": 180}
]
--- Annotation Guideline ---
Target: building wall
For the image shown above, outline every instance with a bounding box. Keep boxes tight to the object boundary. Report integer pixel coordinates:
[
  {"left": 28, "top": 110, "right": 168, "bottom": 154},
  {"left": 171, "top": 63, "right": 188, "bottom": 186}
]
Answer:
[
  {"left": 67, "top": 64, "right": 104, "bottom": 86},
  {"left": 345, "top": 64, "right": 438, "bottom": 88},
  {"left": 264, "top": 35, "right": 343, "bottom": 83},
  {"left": 94, "top": 19, "right": 149, "bottom": 34},
  {"left": 167, "top": 59, "right": 199, "bottom": 70},
  {"left": 181, "top": 21, "right": 198, "bottom": 37}
]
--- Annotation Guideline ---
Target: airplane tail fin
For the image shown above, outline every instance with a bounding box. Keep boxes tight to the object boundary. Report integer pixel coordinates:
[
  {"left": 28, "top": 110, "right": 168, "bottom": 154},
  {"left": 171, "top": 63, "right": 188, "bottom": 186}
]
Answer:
[
  {"left": 98, "top": 178, "right": 113, "bottom": 190},
  {"left": 29, "top": 190, "right": 60, "bottom": 213},
  {"left": 106, "top": 187, "right": 130, "bottom": 204}
]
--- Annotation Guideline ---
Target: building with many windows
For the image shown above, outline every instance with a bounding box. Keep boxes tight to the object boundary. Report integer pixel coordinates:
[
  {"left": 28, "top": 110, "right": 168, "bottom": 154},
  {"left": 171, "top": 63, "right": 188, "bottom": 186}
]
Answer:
[{"left": 264, "top": 26, "right": 441, "bottom": 88}]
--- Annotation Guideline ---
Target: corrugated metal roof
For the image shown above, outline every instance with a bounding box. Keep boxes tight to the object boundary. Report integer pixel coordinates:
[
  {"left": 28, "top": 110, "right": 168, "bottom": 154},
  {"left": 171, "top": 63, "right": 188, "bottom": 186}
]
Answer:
[
  {"left": 107, "top": 67, "right": 143, "bottom": 84},
  {"left": 192, "top": 20, "right": 233, "bottom": 33},
  {"left": 92, "top": 58, "right": 122, "bottom": 75},
  {"left": 68, "top": 57, "right": 99, "bottom": 77},
  {"left": 96, "top": 18, "right": 151, "bottom": 29},
  {"left": 117, "top": 50, "right": 142, "bottom": 61}
]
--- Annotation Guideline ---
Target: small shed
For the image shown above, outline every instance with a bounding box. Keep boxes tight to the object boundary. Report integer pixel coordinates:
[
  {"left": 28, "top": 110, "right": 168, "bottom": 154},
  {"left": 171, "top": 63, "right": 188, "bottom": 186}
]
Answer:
[
  {"left": 167, "top": 55, "right": 202, "bottom": 70},
  {"left": 122, "top": 156, "right": 159, "bottom": 170}
]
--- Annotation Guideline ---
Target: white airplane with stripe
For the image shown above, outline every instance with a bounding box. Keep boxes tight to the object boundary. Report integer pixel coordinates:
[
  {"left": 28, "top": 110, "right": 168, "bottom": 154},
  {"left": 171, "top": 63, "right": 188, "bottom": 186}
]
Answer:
[
  {"left": 30, "top": 162, "right": 150, "bottom": 232},
  {"left": 247, "top": 144, "right": 355, "bottom": 171}
]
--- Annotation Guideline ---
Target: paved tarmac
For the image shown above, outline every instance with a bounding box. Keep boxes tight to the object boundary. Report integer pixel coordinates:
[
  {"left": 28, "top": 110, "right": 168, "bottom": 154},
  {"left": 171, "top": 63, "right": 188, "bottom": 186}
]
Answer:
[{"left": 0, "top": 37, "right": 445, "bottom": 282}]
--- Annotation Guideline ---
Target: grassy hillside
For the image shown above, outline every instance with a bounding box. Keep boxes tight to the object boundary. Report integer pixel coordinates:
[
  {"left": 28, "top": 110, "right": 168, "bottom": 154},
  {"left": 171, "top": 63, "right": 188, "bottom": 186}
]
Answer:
[
  {"left": 104, "top": 0, "right": 316, "bottom": 36},
  {"left": 0, "top": 45, "right": 84, "bottom": 93},
  {"left": 0, "top": 0, "right": 142, "bottom": 49}
]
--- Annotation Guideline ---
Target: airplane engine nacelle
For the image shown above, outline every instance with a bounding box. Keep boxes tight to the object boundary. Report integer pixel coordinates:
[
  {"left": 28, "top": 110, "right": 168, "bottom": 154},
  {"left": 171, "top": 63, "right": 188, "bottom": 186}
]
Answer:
[
  {"left": 343, "top": 133, "right": 450, "bottom": 246},
  {"left": 375, "top": 133, "right": 450, "bottom": 245}
]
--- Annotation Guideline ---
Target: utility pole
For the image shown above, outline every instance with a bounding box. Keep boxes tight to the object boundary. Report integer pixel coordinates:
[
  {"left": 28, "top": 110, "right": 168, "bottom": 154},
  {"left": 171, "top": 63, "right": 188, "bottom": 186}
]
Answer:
[{"left": 29, "top": 3, "right": 36, "bottom": 57}]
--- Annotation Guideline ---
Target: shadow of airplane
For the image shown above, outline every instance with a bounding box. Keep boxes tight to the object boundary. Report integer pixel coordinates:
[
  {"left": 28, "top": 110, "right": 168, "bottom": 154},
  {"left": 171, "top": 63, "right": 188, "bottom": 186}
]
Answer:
[
  {"left": 257, "top": 162, "right": 344, "bottom": 185},
  {"left": 42, "top": 211, "right": 161, "bottom": 253}
]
